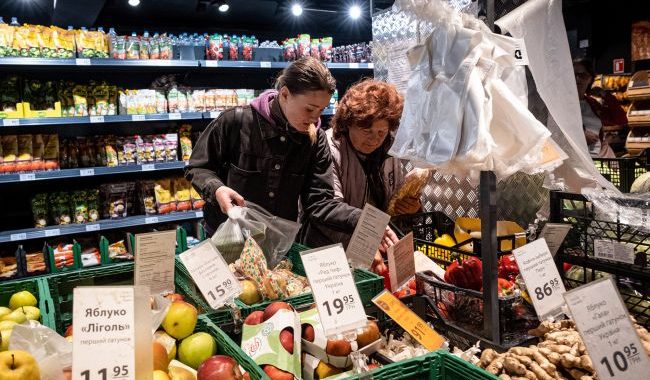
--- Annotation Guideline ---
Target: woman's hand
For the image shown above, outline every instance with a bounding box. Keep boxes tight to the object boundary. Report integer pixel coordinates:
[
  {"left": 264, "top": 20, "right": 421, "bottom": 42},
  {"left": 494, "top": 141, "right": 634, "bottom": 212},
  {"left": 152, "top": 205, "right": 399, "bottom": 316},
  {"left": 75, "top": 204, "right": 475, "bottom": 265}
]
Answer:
[
  {"left": 370, "top": 250, "right": 387, "bottom": 275},
  {"left": 379, "top": 226, "right": 399, "bottom": 253},
  {"left": 214, "top": 186, "right": 245, "bottom": 214},
  {"left": 394, "top": 196, "right": 421, "bottom": 215}
]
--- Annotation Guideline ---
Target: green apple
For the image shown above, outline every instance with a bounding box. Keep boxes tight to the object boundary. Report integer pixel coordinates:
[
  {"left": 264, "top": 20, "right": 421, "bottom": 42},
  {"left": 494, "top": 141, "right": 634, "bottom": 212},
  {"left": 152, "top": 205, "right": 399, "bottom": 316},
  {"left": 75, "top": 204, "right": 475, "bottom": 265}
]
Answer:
[
  {"left": 20, "top": 307, "right": 39, "bottom": 321},
  {"left": 8, "top": 291, "right": 37, "bottom": 311},
  {"left": 0, "top": 308, "right": 11, "bottom": 320},
  {"left": 0, "top": 350, "right": 40, "bottom": 379},
  {"left": 0, "top": 321, "right": 17, "bottom": 331},
  {"left": 1, "top": 309, "right": 26, "bottom": 324},
  {"left": 161, "top": 301, "right": 198, "bottom": 340},
  {"left": 0, "top": 329, "right": 12, "bottom": 351},
  {"left": 177, "top": 332, "right": 216, "bottom": 369}
]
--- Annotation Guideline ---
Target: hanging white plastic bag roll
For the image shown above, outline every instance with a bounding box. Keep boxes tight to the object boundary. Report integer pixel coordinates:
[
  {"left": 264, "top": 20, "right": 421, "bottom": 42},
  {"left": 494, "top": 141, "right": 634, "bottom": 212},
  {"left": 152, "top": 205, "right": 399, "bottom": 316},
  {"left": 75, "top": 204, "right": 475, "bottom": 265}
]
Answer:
[{"left": 211, "top": 201, "right": 300, "bottom": 267}]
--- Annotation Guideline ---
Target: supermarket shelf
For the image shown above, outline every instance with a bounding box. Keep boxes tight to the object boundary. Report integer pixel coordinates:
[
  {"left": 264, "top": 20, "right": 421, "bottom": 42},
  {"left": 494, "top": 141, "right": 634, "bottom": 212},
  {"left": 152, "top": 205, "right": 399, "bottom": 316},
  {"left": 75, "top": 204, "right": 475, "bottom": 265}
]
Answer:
[
  {"left": 1, "top": 112, "right": 205, "bottom": 127},
  {"left": 0, "top": 161, "right": 187, "bottom": 184},
  {"left": 0, "top": 210, "right": 204, "bottom": 244}
]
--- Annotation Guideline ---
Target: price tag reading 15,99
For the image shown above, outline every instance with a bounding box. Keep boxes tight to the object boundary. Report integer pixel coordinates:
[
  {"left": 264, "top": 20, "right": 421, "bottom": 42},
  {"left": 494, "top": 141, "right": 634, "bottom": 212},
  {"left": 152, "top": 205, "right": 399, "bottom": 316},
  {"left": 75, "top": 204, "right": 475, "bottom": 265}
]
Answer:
[
  {"left": 564, "top": 277, "right": 650, "bottom": 380},
  {"left": 178, "top": 241, "right": 241, "bottom": 310},
  {"left": 301, "top": 244, "right": 367, "bottom": 337}
]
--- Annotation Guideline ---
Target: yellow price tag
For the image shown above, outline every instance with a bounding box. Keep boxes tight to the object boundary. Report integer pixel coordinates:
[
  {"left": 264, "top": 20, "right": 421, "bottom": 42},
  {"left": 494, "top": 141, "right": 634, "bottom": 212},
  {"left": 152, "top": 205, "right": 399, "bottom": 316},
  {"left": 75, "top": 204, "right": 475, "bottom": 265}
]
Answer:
[{"left": 372, "top": 290, "right": 445, "bottom": 351}]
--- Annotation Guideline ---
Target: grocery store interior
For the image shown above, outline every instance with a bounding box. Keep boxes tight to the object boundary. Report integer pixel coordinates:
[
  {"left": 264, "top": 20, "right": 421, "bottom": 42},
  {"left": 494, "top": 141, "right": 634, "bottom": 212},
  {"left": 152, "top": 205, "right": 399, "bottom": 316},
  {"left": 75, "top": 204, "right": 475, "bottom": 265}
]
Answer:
[{"left": 0, "top": 0, "right": 649, "bottom": 379}]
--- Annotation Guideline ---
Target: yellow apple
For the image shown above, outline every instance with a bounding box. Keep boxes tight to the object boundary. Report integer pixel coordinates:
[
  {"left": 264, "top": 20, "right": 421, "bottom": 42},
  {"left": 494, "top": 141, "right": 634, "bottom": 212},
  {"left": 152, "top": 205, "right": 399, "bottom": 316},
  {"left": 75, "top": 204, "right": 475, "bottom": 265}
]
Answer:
[
  {"left": 154, "top": 331, "right": 177, "bottom": 361},
  {"left": 0, "top": 321, "right": 17, "bottom": 331},
  {"left": 1, "top": 309, "right": 26, "bottom": 324},
  {"left": 161, "top": 301, "right": 197, "bottom": 340},
  {"left": 153, "top": 341, "right": 171, "bottom": 371},
  {"left": 0, "top": 308, "right": 11, "bottom": 320},
  {"left": 153, "top": 370, "right": 171, "bottom": 380},
  {"left": 238, "top": 280, "right": 261, "bottom": 305},
  {"left": 8, "top": 291, "right": 37, "bottom": 311},
  {"left": 168, "top": 360, "right": 197, "bottom": 380},
  {"left": 20, "top": 307, "right": 40, "bottom": 321},
  {"left": 1, "top": 329, "right": 12, "bottom": 351},
  {"left": 0, "top": 350, "right": 39, "bottom": 380}
]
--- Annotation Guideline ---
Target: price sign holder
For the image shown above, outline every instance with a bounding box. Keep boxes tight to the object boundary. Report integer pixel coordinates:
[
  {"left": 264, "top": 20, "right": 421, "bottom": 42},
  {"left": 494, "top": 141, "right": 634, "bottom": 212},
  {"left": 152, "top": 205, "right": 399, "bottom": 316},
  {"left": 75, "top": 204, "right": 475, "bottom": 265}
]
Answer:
[
  {"left": 178, "top": 241, "right": 241, "bottom": 310},
  {"left": 387, "top": 232, "right": 415, "bottom": 291},
  {"left": 513, "top": 238, "right": 566, "bottom": 320},
  {"left": 538, "top": 223, "right": 572, "bottom": 256},
  {"left": 372, "top": 290, "right": 445, "bottom": 351},
  {"left": 301, "top": 244, "right": 367, "bottom": 338},
  {"left": 72, "top": 285, "right": 152, "bottom": 380},
  {"left": 134, "top": 230, "right": 176, "bottom": 295},
  {"left": 346, "top": 204, "right": 390, "bottom": 268},
  {"left": 564, "top": 277, "right": 650, "bottom": 380}
]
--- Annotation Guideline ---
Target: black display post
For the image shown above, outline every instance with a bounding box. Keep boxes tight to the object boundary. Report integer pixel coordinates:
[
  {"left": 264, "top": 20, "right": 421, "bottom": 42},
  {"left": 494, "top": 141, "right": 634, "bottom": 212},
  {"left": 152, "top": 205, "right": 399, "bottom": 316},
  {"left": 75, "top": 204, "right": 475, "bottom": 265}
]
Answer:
[{"left": 480, "top": 170, "right": 500, "bottom": 343}]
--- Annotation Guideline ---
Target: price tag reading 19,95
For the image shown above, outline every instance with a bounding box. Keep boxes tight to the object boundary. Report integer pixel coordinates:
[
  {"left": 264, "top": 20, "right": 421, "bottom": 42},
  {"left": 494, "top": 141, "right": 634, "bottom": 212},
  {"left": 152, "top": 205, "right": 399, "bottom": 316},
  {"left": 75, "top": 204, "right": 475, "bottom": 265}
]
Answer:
[
  {"left": 301, "top": 244, "right": 367, "bottom": 337},
  {"left": 178, "top": 241, "right": 241, "bottom": 310},
  {"left": 564, "top": 277, "right": 650, "bottom": 380},
  {"left": 513, "top": 238, "right": 567, "bottom": 320}
]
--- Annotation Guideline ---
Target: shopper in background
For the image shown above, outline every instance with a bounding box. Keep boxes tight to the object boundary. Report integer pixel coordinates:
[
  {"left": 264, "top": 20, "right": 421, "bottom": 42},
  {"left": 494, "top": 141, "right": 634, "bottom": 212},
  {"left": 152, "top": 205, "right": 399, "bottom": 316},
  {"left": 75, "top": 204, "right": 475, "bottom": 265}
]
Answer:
[
  {"left": 300, "top": 80, "right": 420, "bottom": 251},
  {"left": 574, "top": 58, "right": 622, "bottom": 158},
  {"left": 186, "top": 57, "right": 398, "bottom": 253}
]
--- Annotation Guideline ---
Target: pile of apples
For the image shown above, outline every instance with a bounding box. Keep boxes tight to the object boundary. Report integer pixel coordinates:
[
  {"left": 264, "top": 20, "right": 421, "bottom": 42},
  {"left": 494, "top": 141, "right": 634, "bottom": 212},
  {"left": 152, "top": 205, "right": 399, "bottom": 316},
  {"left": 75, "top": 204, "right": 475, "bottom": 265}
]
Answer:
[{"left": 0, "top": 291, "right": 42, "bottom": 351}]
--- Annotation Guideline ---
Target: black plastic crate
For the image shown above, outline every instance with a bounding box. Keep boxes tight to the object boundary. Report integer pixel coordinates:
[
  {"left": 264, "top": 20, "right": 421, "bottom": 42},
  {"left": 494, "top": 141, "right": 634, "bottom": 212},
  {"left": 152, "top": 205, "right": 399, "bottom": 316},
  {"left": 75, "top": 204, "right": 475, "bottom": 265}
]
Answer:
[
  {"left": 593, "top": 152, "right": 648, "bottom": 192},
  {"left": 391, "top": 212, "right": 455, "bottom": 242}
]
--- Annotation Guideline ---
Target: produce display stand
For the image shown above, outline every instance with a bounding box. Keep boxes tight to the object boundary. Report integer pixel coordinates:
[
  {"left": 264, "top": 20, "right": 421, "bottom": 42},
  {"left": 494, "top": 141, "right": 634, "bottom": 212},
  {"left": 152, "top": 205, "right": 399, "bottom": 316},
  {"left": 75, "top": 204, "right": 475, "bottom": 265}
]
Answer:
[
  {"left": 0, "top": 275, "right": 54, "bottom": 330},
  {"left": 592, "top": 150, "right": 649, "bottom": 192}
]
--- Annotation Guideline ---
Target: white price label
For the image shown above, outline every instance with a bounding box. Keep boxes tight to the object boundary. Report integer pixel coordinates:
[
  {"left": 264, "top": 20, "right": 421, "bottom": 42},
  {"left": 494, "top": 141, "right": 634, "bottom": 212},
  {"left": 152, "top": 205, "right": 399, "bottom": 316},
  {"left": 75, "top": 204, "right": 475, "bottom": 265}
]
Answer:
[
  {"left": 19, "top": 173, "right": 36, "bottom": 181},
  {"left": 131, "top": 114, "right": 146, "bottom": 121},
  {"left": 134, "top": 231, "right": 176, "bottom": 295},
  {"left": 179, "top": 241, "right": 241, "bottom": 310},
  {"left": 349, "top": 62, "right": 360, "bottom": 69},
  {"left": 90, "top": 115, "right": 104, "bottom": 123},
  {"left": 538, "top": 223, "right": 572, "bottom": 256},
  {"left": 259, "top": 61, "right": 272, "bottom": 68},
  {"left": 301, "top": 244, "right": 367, "bottom": 337},
  {"left": 195, "top": 211, "right": 204, "bottom": 218},
  {"left": 85, "top": 224, "right": 101, "bottom": 232},
  {"left": 144, "top": 217, "right": 159, "bottom": 224},
  {"left": 141, "top": 164, "right": 155, "bottom": 171},
  {"left": 387, "top": 232, "right": 415, "bottom": 291},
  {"left": 10, "top": 233, "right": 27, "bottom": 241},
  {"left": 205, "top": 60, "right": 219, "bottom": 67},
  {"left": 564, "top": 277, "right": 650, "bottom": 380},
  {"left": 346, "top": 204, "right": 390, "bottom": 268},
  {"left": 168, "top": 113, "right": 182, "bottom": 120},
  {"left": 45, "top": 229, "right": 61, "bottom": 237},
  {"left": 73, "top": 287, "right": 137, "bottom": 380},
  {"left": 209, "top": 111, "right": 221, "bottom": 119},
  {"left": 79, "top": 168, "right": 95, "bottom": 177},
  {"left": 75, "top": 58, "right": 91, "bottom": 66},
  {"left": 513, "top": 238, "right": 566, "bottom": 320},
  {"left": 2, "top": 118, "right": 19, "bottom": 126},
  {"left": 594, "top": 239, "right": 636, "bottom": 265},
  {"left": 368, "top": 62, "right": 374, "bottom": 69}
]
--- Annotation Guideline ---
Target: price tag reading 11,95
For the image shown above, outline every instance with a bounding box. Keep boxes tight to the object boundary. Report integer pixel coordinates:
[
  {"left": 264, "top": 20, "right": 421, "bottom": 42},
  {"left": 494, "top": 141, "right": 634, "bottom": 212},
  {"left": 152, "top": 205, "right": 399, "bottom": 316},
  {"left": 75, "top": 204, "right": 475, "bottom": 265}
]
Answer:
[
  {"left": 513, "top": 238, "right": 566, "bottom": 320},
  {"left": 564, "top": 277, "right": 650, "bottom": 380},
  {"left": 178, "top": 241, "right": 241, "bottom": 310},
  {"left": 301, "top": 244, "right": 367, "bottom": 337}
]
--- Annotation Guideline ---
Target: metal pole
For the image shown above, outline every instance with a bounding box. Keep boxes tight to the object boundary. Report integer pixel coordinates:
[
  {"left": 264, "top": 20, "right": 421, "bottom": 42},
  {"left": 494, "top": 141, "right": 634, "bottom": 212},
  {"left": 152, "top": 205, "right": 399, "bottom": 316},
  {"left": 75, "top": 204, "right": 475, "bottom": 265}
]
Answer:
[
  {"left": 480, "top": 170, "right": 500, "bottom": 344},
  {"left": 486, "top": 0, "right": 496, "bottom": 31}
]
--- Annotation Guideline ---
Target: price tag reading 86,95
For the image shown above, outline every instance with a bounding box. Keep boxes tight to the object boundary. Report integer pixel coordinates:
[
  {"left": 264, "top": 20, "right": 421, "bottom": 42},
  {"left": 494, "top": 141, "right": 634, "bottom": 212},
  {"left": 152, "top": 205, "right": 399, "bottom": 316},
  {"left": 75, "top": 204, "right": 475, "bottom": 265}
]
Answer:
[
  {"left": 301, "top": 244, "right": 367, "bottom": 337},
  {"left": 564, "top": 277, "right": 650, "bottom": 380},
  {"left": 513, "top": 238, "right": 566, "bottom": 320},
  {"left": 178, "top": 241, "right": 241, "bottom": 310}
]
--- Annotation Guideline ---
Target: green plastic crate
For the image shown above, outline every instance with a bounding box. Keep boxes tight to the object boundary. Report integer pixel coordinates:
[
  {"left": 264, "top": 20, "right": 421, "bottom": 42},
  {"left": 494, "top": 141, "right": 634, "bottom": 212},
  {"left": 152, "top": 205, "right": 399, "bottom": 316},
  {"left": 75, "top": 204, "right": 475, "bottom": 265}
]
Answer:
[
  {"left": 345, "top": 350, "right": 497, "bottom": 380},
  {"left": 0, "top": 276, "right": 55, "bottom": 330},
  {"left": 195, "top": 316, "right": 267, "bottom": 380}
]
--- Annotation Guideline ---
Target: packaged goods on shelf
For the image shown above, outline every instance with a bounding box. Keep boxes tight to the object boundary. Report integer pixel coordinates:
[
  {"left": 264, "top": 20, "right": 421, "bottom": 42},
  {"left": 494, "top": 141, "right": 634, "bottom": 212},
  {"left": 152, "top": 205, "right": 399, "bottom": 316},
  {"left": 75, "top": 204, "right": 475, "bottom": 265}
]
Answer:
[{"left": 0, "top": 248, "right": 18, "bottom": 280}]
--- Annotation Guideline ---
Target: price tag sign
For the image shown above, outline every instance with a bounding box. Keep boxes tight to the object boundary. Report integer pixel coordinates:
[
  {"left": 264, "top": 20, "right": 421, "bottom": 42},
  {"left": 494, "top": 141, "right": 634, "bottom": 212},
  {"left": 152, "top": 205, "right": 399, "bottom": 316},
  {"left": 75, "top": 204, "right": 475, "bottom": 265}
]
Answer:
[
  {"left": 368, "top": 62, "right": 374, "bottom": 69},
  {"left": 259, "top": 61, "right": 272, "bottom": 68},
  {"left": 80, "top": 168, "right": 95, "bottom": 177},
  {"left": 45, "top": 228, "right": 61, "bottom": 237},
  {"left": 90, "top": 116, "right": 104, "bottom": 123},
  {"left": 85, "top": 224, "right": 101, "bottom": 232},
  {"left": 10, "top": 233, "right": 27, "bottom": 241},
  {"left": 372, "top": 290, "right": 445, "bottom": 351},
  {"left": 2, "top": 118, "right": 19, "bottom": 126},
  {"left": 564, "top": 277, "right": 650, "bottom": 380},
  {"left": 134, "top": 231, "right": 176, "bottom": 295},
  {"left": 168, "top": 113, "right": 182, "bottom": 120},
  {"left": 205, "top": 60, "right": 219, "bottom": 67},
  {"left": 513, "top": 238, "right": 566, "bottom": 320},
  {"left": 131, "top": 114, "right": 146, "bottom": 121},
  {"left": 538, "top": 223, "right": 572, "bottom": 256},
  {"left": 195, "top": 211, "right": 204, "bottom": 218},
  {"left": 301, "top": 244, "right": 367, "bottom": 337},
  {"left": 209, "top": 111, "right": 221, "bottom": 119},
  {"left": 141, "top": 164, "right": 155, "bottom": 171},
  {"left": 387, "top": 232, "right": 415, "bottom": 291},
  {"left": 179, "top": 241, "right": 241, "bottom": 309},
  {"left": 75, "top": 58, "right": 91, "bottom": 66},
  {"left": 346, "top": 204, "right": 390, "bottom": 268},
  {"left": 19, "top": 173, "right": 36, "bottom": 181},
  {"left": 144, "top": 216, "right": 159, "bottom": 224},
  {"left": 594, "top": 239, "right": 636, "bottom": 265}
]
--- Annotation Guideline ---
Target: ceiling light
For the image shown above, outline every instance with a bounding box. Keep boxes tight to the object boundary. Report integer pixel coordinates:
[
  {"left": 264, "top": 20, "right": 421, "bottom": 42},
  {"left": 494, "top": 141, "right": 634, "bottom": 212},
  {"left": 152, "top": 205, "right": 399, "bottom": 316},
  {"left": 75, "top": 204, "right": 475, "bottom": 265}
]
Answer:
[
  {"left": 349, "top": 4, "right": 361, "bottom": 19},
  {"left": 218, "top": 3, "right": 229, "bottom": 12},
  {"left": 128, "top": 0, "right": 140, "bottom": 6},
  {"left": 291, "top": 3, "right": 303, "bottom": 16}
]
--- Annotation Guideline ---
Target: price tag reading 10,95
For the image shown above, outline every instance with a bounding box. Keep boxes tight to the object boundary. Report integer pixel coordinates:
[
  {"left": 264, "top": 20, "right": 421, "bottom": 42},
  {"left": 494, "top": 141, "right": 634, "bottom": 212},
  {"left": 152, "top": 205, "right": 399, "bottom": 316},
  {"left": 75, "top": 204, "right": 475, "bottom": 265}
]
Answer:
[
  {"left": 512, "top": 238, "right": 566, "bottom": 320},
  {"left": 179, "top": 241, "right": 241, "bottom": 310},
  {"left": 301, "top": 244, "right": 367, "bottom": 337},
  {"left": 564, "top": 277, "right": 650, "bottom": 380}
]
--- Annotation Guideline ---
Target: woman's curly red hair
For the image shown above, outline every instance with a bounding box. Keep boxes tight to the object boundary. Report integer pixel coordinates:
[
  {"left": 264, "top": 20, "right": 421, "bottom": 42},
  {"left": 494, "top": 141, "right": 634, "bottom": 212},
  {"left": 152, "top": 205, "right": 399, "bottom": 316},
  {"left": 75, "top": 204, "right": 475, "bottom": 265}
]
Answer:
[{"left": 331, "top": 79, "right": 404, "bottom": 139}]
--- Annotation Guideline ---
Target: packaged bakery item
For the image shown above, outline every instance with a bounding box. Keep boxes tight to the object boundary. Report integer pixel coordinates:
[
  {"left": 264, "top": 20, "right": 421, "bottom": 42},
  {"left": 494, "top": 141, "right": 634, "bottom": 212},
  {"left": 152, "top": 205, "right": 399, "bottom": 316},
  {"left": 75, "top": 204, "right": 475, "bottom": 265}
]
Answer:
[
  {"left": 153, "top": 135, "right": 166, "bottom": 162},
  {"left": 108, "top": 240, "right": 132, "bottom": 261},
  {"left": 143, "top": 136, "right": 154, "bottom": 163},
  {"left": 0, "top": 23, "right": 15, "bottom": 57},
  {"left": 102, "top": 182, "right": 128, "bottom": 219},
  {"left": 154, "top": 178, "right": 176, "bottom": 214},
  {"left": 72, "top": 85, "right": 89, "bottom": 117},
  {"left": 105, "top": 136, "right": 118, "bottom": 167},
  {"left": 123, "top": 137, "right": 137, "bottom": 165},
  {"left": 16, "top": 134, "right": 33, "bottom": 173},
  {"left": 190, "top": 187, "right": 205, "bottom": 210},
  {"left": 72, "top": 190, "right": 89, "bottom": 224},
  {"left": 50, "top": 192, "right": 72, "bottom": 225},
  {"left": 52, "top": 26, "right": 75, "bottom": 58},
  {"left": 25, "top": 250, "right": 48, "bottom": 274},
  {"left": 139, "top": 180, "right": 157, "bottom": 215},
  {"left": 1, "top": 135, "right": 17, "bottom": 173},
  {"left": 179, "top": 124, "right": 193, "bottom": 161},
  {"left": 13, "top": 25, "right": 40, "bottom": 58},
  {"left": 165, "top": 134, "right": 178, "bottom": 162},
  {"left": 43, "top": 134, "right": 59, "bottom": 170},
  {"left": 87, "top": 189, "right": 100, "bottom": 222},
  {"left": 155, "top": 90, "right": 167, "bottom": 113},
  {"left": 31, "top": 193, "right": 49, "bottom": 228},
  {"left": 38, "top": 25, "right": 55, "bottom": 58},
  {"left": 173, "top": 177, "right": 192, "bottom": 211},
  {"left": 32, "top": 134, "right": 45, "bottom": 171},
  {"left": 0, "top": 252, "right": 19, "bottom": 280},
  {"left": 92, "top": 84, "right": 110, "bottom": 116},
  {"left": 192, "top": 90, "right": 205, "bottom": 112}
]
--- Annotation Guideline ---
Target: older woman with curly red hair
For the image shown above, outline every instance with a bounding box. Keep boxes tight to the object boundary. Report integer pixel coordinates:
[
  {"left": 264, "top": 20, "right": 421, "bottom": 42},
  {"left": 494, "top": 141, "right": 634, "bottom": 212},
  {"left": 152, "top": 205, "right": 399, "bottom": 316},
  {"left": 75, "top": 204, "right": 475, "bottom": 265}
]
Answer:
[{"left": 300, "top": 79, "right": 421, "bottom": 248}]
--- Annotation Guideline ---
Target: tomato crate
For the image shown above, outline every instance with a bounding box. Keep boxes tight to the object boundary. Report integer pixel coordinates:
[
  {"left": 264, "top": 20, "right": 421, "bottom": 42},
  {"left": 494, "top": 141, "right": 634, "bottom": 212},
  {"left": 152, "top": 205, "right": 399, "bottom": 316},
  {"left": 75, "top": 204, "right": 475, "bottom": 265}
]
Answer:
[
  {"left": 0, "top": 276, "right": 55, "bottom": 330},
  {"left": 194, "top": 316, "right": 267, "bottom": 380},
  {"left": 593, "top": 152, "right": 648, "bottom": 193}
]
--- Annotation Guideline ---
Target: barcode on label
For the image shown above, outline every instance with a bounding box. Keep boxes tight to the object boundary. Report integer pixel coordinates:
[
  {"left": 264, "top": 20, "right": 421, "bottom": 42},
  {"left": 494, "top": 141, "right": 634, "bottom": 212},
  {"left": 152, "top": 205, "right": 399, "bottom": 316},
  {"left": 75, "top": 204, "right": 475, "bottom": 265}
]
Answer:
[
  {"left": 85, "top": 224, "right": 100, "bottom": 232},
  {"left": 10, "top": 233, "right": 27, "bottom": 241},
  {"left": 131, "top": 114, "right": 146, "bottom": 121},
  {"left": 2, "top": 119, "right": 19, "bottom": 126},
  {"left": 145, "top": 217, "right": 159, "bottom": 224},
  {"left": 594, "top": 239, "right": 635, "bottom": 264}
]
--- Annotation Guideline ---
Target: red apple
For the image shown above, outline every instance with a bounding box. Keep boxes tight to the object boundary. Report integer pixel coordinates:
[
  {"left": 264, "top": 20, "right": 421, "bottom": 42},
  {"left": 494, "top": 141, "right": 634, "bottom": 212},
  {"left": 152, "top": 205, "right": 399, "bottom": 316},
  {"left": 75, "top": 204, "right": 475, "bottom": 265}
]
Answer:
[
  {"left": 301, "top": 324, "right": 315, "bottom": 342},
  {"left": 64, "top": 325, "right": 73, "bottom": 337},
  {"left": 263, "top": 302, "right": 292, "bottom": 321},
  {"left": 243, "top": 373, "right": 251, "bottom": 380},
  {"left": 356, "top": 320, "right": 380, "bottom": 348},
  {"left": 197, "top": 355, "right": 243, "bottom": 380},
  {"left": 279, "top": 328, "right": 294, "bottom": 354},
  {"left": 244, "top": 311, "right": 265, "bottom": 326},
  {"left": 367, "top": 363, "right": 380, "bottom": 370},
  {"left": 326, "top": 338, "right": 352, "bottom": 356},
  {"left": 263, "top": 365, "right": 294, "bottom": 380}
]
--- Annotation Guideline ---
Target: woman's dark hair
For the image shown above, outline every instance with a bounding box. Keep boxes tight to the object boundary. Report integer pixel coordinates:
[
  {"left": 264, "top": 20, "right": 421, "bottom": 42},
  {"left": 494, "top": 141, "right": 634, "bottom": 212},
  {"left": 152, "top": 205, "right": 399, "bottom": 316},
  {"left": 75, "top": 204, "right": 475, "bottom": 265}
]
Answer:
[
  {"left": 573, "top": 57, "right": 595, "bottom": 78},
  {"left": 275, "top": 57, "right": 336, "bottom": 95}
]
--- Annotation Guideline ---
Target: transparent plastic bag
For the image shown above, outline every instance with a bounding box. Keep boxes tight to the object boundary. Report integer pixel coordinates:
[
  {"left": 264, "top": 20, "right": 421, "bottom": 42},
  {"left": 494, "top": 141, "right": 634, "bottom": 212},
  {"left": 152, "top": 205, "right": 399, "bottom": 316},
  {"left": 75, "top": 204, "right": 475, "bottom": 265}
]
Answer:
[
  {"left": 211, "top": 201, "right": 301, "bottom": 267},
  {"left": 10, "top": 321, "right": 72, "bottom": 380}
]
